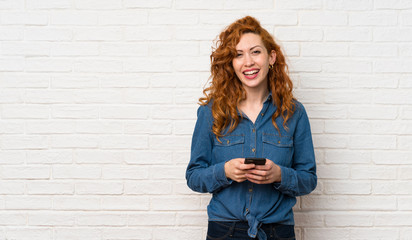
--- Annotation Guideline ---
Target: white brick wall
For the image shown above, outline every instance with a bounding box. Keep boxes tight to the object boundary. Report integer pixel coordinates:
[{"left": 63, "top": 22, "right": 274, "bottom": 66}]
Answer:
[{"left": 0, "top": 1, "right": 411, "bottom": 240}]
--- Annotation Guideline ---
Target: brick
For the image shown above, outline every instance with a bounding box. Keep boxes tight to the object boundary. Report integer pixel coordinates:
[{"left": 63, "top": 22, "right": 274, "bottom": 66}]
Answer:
[
  {"left": 350, "top": 43, "right": 398, "bottom": 57},
  {"left": 101, "top": 196, "right": 150, "bottom": 210},
  {"left": 75, "top": 150, "right": 123, "bottom": 164},
  {"left": 0, "top": 121, "right": 24, "bottom": 134},
  {"left": 0, "top": 181, "right": 25, "bottom": 194},
  {"left": 125, "top": 26, "right": 173, "bottom": 41},
  {"left": 289, "top": 58, "right": 322, "bottom": 73},
  {"left": 101, "top": 43, "right": 148, "bottom": 56},
  {"left": 25, "top": 27, "right": 72, "bottom": 41},
  {"left": 323, "top": 60, "right": 372, "bottom": 73},
  {"left": 75, "top": 182, "right": 123, "bottom": 195},
  {"left": 151, "top": 42, "right": 199, "bottom": 57},
  {"left": 301, "top": 195, "right": 397, "bottom": 210},
  {"left": 51, "top": 135, "right": 99, "bottom": 148},
  {"left": 400, "top": 167, "right": 412, "bottom": 179},
  {"left": 325, "top": 150, "right": 371, "bottom": 164},
  {"left": 324, "top": 180, "right": 371, "bottom": 195},
  {"left": 373, "top": 90, "right": 412, "bottom": 104},
  {"left": 28, "top": 212, "right": 75, "bottom": 226},
  {"left": 312, "top": 134, "right": 348, "bottom": 148},
  {"left": 74, "top": 59, "right": 123, "bottom": 73},
  {"left": 326, "top": 27, "right": 371, "bottom": 41},
  {"left": 151, "top": 73, "right": 203, "bottom": 88},
  {"left": 350, "top": 75, "right": 398, "bottom": 88},
  {"left": 349, "top": 135, "right": 397, "bottom": 150},
  {"left": 151, "top": 196, "right": 200, "bottom": 210},
  {"left": 294, "top": 212, "right": 324, "bottom": 227},
  {"left": 102, "top": 165, "right": 149, "bottom": 179},
  {"left": 324, "top": 120, "right": 372, "bottom": 134},
  {"left": 350, "top": 228, "right": 399, "bottom": 239},
  {"left": 129, "top": 212, "right": 176, "bottom": 226},
  {"left": 1, "top": 12, "right": 48, "bottom": 25},
  {"left": 399, "top": 136, "right": 412, "bottom": 150},
  {"left": 276, "top": 0, "right": 322, "bottom": 9},
  {"left": 351, "top": 166, "right": 397, "bottom": 180},
  {"left": 150, "top": 165, "right": 186, "bottom": 180},
  {"left": 175, "top": 26, "right": 222, "bottom": 41},
  {"left": 349, "top": 11, "right": 398, "bottom": 26},
  {"left": 76, "top": 121, "right": 123, "bottom": 134},
  {"left": 300, "top": 74, "right": 349, "bottom": 89},
  {"left": 149, "top": 10, "right": 198, "bottom": 25},
  {"left": 316, "top": 164, "right": 350, "bottom": 179},
  {"left": 300, "top": 12, "right": 347, "bottom": 26},
  {"left": 100, "top": 135, "right": 149, "bottom": 149},
  {"left": 375, "top": 213, "right": 412, "bottom": 226},
  {"left": 52, "top": 105, "right": 99, "bottom": 119},
  {"left": 124, "top": 58, "right": 172, "bottom": 73},
  {"left": 154, "top": 227, "right": 207, "bottom": 240},
  {"left": 402, "top": 12, "right": 412, "bottom": 26},
  {"left": 102, "top": 228, "right": 151, "bottom": 240},
  {"left": 100, "top": 73, "right": 149, "bottom": 88},
  {"left": 74, "top": 27, "right": 122, "bottom": 41},
  {"left": 0, "top": 58, "right": 24, "bottom": 71},
  {"left": 374, "top": 0, "right": 412, "bottom": 9},
  {"left": 124, "top": 180, "right": 173, "bottom": 195},
  {"left": 124, "top": 0, "right": 172, "bottom": 8},
  {"left": 301, "top": 43, "right": 348, "bottom": 57},
  {"left": 25, "top": 90, "right": 75, "bottom": 104},
  {"left": 325, "top": 212, "right": 373, "bottom": 227},
  {"left": 51, "top": 11, "right": 98, "bottom": 25},
  {"left": 275, "top": 27, "right": 323, "bottom": 41},
  {"left": 27, "top": 181, "right": 74, "bottom": 195},
  {"left": 124, "top": 151, "right": 173, "bottom": 165},
  {"left": 26, "top": 58, "right": 72, "bottom": 72},
  {"left": 74, "top": 0, "right": 122, "bottom": 9},
  {"left": 100, "top": 105, "right": 149, "bottom": 119},
  {"left": 305, "top": 105, "right": 347, "bottom": 119},
  {"left": 149, "top": 135, "right": 191, "bottom": 150},
  {"left": 374, "top": 28, "right": 412, "bottom": 42},
  {"left": 27, "top": 150, "right": 73, "bottom": 164},
  {"left": 324, "top": 90, "right": 372, "bottom": 104},
  {"left": 152, "top": 106, "right": 197, "bottom": 120},
  {"left": 6, "top": 196, "right": 52, "bottom": 210},
  {"left": 0, "top": 27, "right": 23, "bottom": 40},
  {"left": 403, "top": 106, "right": 412, "bottom": 119},
  {"left": 174, "top": 120, "right": 196, "bottom": 135},
  {"left": 0, "top": 74, "right": 49, "bottom": 88},
  {"left": 77, "top": 213, "right": 127, "bottom": 226},
  {"left": 0, "top": 151, "right": 25, "bottom": 164},
  {"left": 373, "top": 151, "right": 412, "bottom": 165},
  {"left": 26, "top": 0, "right": 71, "bottom": 9},
  {"left": 0, "top": 0, "right": 24, "bottom": 9},
  {"left": 373, "top": 181, "right": 412, "bottom": 195},
  {"left": 51, "top": 43, "right": 99, "bottom": 56},
  {"left": 0, "top": 212, "right": 26, "bottom": 225},
  {"left": 400, "top": 75, "right": 412, "bottom": 87},
  {"left": 125, "top": 120, "right": 172, "bottom": 135},
  {"left": 123, "top": 89, "right": 173, "bottom": 104},
  {"left": 6, "top": 228, "right": 52, "bottom": 240},
  {"left": 51, "top": 75, "right": 98, "bottom": 89},
  {"left": 1, "top": 42, "right": 50, "bottom": 56},
  {"left": 53, "top": 165, "right": 101, "bottom": 179},
  {"left": 349, "top": 105, "right": 398, "bottom": 120},
  {"left": 1, "top": 136, "right": 48, "bottom": 150},
  {"left": 325, "top": 0, "right": 373, "bottom": 10},
  {"left": 55, "top": 228, "right": 101, "bottom": 240},
  {"left": 53, "top": 197, "right": 101, "bottom": 210}
]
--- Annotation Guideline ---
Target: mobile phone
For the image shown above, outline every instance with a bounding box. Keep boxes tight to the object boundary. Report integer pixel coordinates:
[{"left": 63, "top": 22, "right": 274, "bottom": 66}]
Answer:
[{"left": 244, "top": 157, "right": 266, "bottom": 165}]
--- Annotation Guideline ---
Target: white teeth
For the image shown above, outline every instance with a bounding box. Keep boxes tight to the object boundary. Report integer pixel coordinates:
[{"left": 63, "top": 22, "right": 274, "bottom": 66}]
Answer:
[{"left": 244, "top": 70, "right": 259, "bottom": 75}]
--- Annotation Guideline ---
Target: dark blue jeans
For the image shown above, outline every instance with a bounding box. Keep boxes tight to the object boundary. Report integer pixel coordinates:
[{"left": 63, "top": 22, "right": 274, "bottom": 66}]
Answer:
[{"left": 207, "top": 221, "right": 295, "bottom": 240}]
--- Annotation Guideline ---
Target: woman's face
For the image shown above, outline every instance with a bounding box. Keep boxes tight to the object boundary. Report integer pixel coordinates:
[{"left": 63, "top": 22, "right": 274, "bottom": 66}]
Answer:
[{"left": 232, "top": 33, "right": 276, "bottom": 92}]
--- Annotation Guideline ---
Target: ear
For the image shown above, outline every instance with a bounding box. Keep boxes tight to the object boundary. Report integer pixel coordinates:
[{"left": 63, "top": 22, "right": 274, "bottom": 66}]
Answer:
[{"left": 269, "top": 50, "right": 276, "bottom": 65}]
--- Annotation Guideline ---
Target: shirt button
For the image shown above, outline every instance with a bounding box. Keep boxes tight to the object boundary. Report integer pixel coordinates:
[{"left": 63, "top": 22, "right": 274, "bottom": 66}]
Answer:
[
  {"left": 249, "top": 188, "right": 253, "bottom": 192},
  {"left": 246, "top": 208, "right": 249, "bottom": 212},
  {"left": 261, "top": 113, "right": 264, "bottom": 116},
  {"left": 252, "top": 148, "right": 256, "bottom": 152},
  {"left": 252, "top": 129, "right": 255, "bottom": 133},
  {"left": 227, "top": 140, "right": 230, "bottom": 144},
  {"left": 278, "top": 141, "right": 281, "bottom": 144}
]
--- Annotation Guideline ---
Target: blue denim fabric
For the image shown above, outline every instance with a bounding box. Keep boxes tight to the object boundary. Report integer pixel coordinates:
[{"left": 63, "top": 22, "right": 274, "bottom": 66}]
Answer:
[
  {"left": 186, "top": 95, "right": 317, "bottom": 239},
  {"left": 207, "top": 221, "right": 295, "bottom": 240}
]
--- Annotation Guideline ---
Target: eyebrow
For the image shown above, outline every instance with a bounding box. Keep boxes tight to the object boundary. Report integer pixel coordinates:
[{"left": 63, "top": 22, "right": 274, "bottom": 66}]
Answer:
[{"left": 236, "top": 45, "right": 263, "bottom": 52}]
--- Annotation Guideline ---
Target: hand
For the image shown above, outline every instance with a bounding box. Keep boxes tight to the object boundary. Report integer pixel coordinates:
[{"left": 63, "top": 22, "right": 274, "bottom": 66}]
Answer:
[
  {"left": 245, "top": 159, "right": 281, "bottom": 184},
  {"left": 224, "top": 158, "right": 256, "bottom": 183}
]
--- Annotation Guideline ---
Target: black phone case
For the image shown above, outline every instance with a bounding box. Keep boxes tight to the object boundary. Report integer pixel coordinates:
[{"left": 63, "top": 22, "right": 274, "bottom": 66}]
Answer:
[{"left": 244, "top": 158, "right": 266, "bottom": 165}]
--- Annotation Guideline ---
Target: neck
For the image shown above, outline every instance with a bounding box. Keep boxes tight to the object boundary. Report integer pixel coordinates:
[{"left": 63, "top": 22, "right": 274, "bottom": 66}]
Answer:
[{"left": 243, "top": 87, "right": 269, "bottom": 105}]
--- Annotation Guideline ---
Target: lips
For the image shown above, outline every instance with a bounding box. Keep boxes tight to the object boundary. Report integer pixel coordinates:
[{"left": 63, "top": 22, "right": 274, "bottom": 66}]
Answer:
[{"left": 243, "top": 69, "right": 260, "bottom": 79}]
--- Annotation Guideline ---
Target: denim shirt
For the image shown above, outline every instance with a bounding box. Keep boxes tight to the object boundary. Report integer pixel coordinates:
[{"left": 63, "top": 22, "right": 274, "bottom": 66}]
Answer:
[{"left": 186, "top": 95, "right": 317, "bottom": 239}]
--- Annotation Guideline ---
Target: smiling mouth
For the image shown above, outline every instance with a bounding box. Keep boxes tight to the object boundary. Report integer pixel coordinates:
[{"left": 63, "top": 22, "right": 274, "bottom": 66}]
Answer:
[{"left": 243, "top": 69, "right": 259, "bottom": 76}]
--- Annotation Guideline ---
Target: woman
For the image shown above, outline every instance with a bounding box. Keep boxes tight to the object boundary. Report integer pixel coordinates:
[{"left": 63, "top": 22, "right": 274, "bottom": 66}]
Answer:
[{"left": 186, "top": 16, "right": 317, "bottom": 240}]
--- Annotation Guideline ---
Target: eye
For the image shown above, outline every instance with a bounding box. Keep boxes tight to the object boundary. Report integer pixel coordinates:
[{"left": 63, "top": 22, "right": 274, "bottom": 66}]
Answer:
[
  {"left": 252, "top": 50, "right": 261, "bottom": 54},
  {"left": 236, "top": 53, "right": 243, "bottom": 57}
]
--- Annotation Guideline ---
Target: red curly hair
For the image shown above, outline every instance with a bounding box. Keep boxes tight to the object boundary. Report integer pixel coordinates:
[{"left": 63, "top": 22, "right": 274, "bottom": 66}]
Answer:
[{"left": 200, "top": 16, "right": 296, "bottom": 139}]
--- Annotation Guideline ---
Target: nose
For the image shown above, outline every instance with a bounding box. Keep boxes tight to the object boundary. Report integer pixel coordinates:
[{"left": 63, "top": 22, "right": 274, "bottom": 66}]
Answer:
[{"left": 244, "top": 53, "right": 254, "bottom": 67}]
